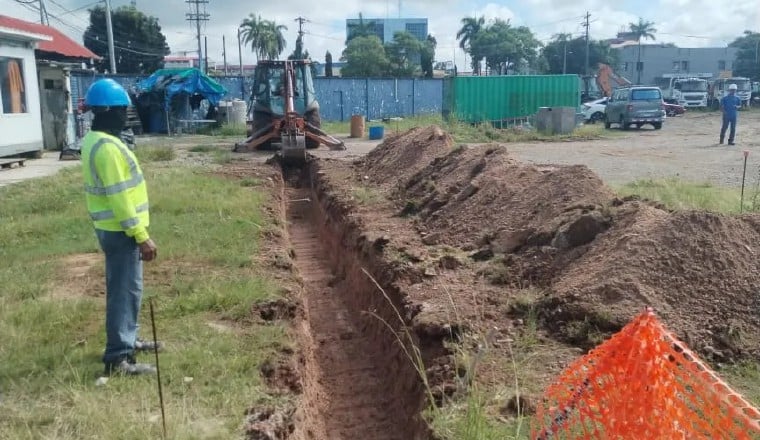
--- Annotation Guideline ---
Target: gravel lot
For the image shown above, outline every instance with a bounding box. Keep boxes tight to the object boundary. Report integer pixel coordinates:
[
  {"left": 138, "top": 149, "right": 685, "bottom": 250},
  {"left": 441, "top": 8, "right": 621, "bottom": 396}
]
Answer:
[
  {"left": 140, "top": 110, "right": 760, "bottom": 189},
  {"left": 506, "top": 110, "right": 760, "bottom": 188}
]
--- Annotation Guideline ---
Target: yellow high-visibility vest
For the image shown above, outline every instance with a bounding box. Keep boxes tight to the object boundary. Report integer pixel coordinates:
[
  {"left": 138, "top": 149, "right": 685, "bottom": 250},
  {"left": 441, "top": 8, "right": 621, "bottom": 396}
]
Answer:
[{"left": 81, "top": 131, "right": 150, "bottom": 243}]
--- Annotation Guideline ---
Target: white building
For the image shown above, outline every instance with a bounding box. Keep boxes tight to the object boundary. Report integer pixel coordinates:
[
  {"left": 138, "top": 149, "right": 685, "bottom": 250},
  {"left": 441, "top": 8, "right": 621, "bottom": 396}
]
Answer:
[{"left": 0, "top": 24, "right": 49, "bottom": 158}]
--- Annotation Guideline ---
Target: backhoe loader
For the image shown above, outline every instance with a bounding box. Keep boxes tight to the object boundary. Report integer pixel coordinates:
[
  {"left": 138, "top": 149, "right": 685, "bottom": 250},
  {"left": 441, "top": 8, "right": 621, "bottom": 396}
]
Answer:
[{"left": 233, "top": 60, "right": 344, "bottom": 164}]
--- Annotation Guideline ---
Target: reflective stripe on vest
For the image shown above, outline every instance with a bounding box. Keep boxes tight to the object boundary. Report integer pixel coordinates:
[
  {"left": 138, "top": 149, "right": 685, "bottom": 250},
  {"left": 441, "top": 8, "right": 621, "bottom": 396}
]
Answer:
[
  {"left": 84, "top": 138, "right": 143, "bottom": 196},
  {"left": 89, "top": 202, "right": 150, "bottom": 222}
]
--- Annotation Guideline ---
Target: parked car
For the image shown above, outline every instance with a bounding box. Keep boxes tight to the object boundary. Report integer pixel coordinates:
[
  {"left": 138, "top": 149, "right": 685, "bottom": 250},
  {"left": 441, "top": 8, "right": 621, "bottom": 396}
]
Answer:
[
  {"left": 582, "top": 97, "right": 608, "bottom": 123},
  {"left": 605, "top": 86, "right": 666, "bottom": 130},
  {"left": 663, "top": 102, "right": 685, "bottom": 117}
]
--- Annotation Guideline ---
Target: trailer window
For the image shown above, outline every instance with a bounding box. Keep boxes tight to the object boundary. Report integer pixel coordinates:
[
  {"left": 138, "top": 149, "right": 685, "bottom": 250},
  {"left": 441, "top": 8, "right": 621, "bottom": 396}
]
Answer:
[
  {"left": 631, "top": 89, "right": 661, "bottom": 100},
  {"left": 0, "top": 57, "right": 27, "bottom": 114}
]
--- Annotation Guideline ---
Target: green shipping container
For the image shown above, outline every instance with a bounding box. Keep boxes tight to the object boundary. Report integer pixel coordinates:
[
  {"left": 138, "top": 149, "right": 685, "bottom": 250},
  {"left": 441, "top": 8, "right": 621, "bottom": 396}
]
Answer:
[{"left": 444, "top": 75, "right": 581, "bottom": 123}]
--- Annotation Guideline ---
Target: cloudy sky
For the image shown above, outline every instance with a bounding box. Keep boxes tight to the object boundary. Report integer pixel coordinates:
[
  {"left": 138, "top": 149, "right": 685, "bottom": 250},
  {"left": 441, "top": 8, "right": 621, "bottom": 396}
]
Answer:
[{"left": 4, "top": 0, "right": 760, "bottom": 71}]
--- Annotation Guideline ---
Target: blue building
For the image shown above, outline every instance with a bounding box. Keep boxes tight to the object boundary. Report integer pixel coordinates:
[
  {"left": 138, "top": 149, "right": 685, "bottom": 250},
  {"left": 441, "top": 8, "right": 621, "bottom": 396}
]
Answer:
[{"left": 346, "top": 18, "right": 428, "bottom": 43}]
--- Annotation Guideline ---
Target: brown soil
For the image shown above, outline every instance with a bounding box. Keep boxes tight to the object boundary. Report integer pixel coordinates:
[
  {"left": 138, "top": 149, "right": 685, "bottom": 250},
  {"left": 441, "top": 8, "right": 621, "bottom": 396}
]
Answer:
[
  {"left": 231, "top": 123, "right": 760, "bottom": 439},
  {"left": 52, "top": 253, "right": 104, "bottom": 300},
  {"left": 360, "top": 125, "right": 453, "bottom": 188},
  {"left": 401, "top": 144, "right": 613, "bottom": 250},
  {"left": 541, "top": 204, "right": 760, "bottom": 361},
  {"left": 285, "top": 165, "right": 428, "bottom": 440}
]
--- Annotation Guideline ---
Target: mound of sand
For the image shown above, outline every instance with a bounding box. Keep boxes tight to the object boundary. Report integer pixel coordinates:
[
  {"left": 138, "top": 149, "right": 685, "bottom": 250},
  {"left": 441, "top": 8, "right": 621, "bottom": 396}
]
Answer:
[
  {"left": 541, "top": 204, "right": 760, "bottom": 361},
  {"left": 361, "top": 125, "right": 453, "bottom": 186},
  {"left": 401, "top": 145, "right": 614, "bottom": 250}
]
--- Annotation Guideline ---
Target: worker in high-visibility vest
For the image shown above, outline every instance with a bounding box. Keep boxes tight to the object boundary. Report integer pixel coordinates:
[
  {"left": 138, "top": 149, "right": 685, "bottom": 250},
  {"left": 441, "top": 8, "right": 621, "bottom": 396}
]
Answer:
[{"left": 81, "top": 79, "right": 160, "bottom": 376}]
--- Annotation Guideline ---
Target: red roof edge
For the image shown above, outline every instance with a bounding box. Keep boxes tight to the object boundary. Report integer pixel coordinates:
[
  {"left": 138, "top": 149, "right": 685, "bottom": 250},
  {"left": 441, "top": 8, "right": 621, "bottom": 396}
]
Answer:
[{"left": 0, "top": 15, "right": 100, "bottom": 60}]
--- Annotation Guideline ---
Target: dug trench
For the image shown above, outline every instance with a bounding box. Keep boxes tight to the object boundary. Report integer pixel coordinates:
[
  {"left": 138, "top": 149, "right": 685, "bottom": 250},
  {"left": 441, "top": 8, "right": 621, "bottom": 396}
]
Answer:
[{"left": 279, "top": 161, "right": 432, "bottom": 440}]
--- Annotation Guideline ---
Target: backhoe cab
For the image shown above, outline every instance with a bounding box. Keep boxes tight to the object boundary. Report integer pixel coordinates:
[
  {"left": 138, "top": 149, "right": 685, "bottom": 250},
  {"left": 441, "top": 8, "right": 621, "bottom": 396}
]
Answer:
[{"left": 233, "top": 60, "right": 344, "bottom": 164}]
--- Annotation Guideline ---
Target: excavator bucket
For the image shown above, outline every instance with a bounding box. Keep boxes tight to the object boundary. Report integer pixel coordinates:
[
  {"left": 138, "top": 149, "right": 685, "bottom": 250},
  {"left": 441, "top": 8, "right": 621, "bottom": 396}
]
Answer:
[{"left": 281, "top": 132, "right": 306, "bottom": 164}]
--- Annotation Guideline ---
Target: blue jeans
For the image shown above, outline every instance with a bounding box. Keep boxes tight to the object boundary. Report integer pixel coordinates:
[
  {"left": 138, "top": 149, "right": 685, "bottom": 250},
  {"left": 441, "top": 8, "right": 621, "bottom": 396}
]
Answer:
[
  {"left": 720, "top": 115, "right": 737, "bottom": 143},
  {"left": 95, "top": 229, "right": 143, "bottom": 364}
]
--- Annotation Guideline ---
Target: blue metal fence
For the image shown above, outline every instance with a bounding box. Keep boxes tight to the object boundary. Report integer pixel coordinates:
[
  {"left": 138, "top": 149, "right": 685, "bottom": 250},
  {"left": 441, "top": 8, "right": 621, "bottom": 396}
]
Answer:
[{"left": 70, "top": 72, "right": 443, "bottom": 122}]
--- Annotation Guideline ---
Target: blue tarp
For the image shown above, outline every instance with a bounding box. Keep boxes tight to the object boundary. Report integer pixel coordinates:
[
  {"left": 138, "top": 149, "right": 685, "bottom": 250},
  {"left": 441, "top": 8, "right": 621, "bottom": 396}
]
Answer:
[{"left": 138, "top": 68, "right": 227, "bottom": 109}]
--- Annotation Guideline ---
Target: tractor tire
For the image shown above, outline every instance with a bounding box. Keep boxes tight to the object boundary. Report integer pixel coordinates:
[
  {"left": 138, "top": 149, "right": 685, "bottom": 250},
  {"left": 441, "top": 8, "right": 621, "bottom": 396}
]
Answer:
[
  {"left": 251, "top": 111, "right": 275, "bottom": 151},
  {"left": 305, "top": 110, "right": 321, "bottom": 150}
]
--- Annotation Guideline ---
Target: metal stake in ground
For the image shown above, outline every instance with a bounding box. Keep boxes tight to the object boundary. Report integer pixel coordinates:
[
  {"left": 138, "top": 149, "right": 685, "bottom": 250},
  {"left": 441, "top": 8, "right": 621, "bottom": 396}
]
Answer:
[
  {"left": 741, "top": 150, "right": 750, "bottom": 213},
  {"left": 149, "top": 298, "right": 167, "bottom": 438}
]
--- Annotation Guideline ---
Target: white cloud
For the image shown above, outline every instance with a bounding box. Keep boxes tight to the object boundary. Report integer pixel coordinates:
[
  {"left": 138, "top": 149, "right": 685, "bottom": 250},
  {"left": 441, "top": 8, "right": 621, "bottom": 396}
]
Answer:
[{"left": 3, "top": 0, "right": 759, "bottom": 72}]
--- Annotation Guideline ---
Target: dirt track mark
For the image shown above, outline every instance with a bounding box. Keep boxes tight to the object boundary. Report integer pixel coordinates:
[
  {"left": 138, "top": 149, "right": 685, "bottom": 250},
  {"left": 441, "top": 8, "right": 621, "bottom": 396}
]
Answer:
[{"left": 286, "top": 182, "right": 411, "bottom": 440}]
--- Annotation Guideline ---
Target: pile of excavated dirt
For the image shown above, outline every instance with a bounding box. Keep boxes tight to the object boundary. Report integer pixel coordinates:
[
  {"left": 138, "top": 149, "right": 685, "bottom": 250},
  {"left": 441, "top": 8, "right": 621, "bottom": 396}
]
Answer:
[
  {"left": 361, "top": 125, "right": 453, "bottom": 186},
  {"left": 539, "top": 204, "right": 760, "bottom": 362},
  {"left": 400, "top": 145, "right": 614, "bottom": 250}
]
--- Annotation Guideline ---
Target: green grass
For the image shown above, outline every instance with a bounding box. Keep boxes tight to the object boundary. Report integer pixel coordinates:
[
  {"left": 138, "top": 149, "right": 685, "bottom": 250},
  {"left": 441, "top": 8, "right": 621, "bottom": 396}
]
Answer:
[
  {"left": 321, "top": 114, "right": 609, "bottom": 144},
  {"left": 188, "top": 144, "right": 216, "bottom": 153},
  {"left": 218, "top": 124, "right": 248, "bottom": 137},
  {"left": 135, "top": 144, "right": 176, "bottom": 162},
  {"left": 351, "top": 186, "right": 383, "bottom": 205},
  {"left": 617, "top": 178, "right": 749, "bottom": 213},
  {"left": 429, "top": 391, "right": 529, "bottom": 440},
  {"left": 0, "top": 163, "right": 287, "bottom": 439}
]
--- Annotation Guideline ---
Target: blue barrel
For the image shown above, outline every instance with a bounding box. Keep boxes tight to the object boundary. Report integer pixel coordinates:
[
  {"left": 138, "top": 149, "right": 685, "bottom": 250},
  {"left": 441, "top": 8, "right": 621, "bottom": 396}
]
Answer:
[{"left": 368, "top": 125, "right": 384, "bottom": 140}]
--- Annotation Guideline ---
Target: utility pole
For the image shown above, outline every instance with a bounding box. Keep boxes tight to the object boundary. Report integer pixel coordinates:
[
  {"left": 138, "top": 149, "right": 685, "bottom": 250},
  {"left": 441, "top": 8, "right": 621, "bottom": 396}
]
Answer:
[
  {"left": 204, "top": 36, "right": 208, "bottom": 73},
  {"left": 563, "top": 41, "right": 568, "bottom": 74},
  {"left": 295, "top": 16, "right": 307, "bottom": 39},
  {"left": 583, "top": 11, "right": 591, "bottom": 76},
  {"left": 223, "top": 35, "right": 228, "bottom": 75},
  {"left": 237, "top": 28, "right": 243, "bottom": 76},
  {"left": 105, "top": 0, "right": 117, "bottom": 74},
  {"left": 38, "top": 0, "right": 46, "bottom": 24},
  {"left": 186, "top": 0, "right": 210, "bottom": 73}
]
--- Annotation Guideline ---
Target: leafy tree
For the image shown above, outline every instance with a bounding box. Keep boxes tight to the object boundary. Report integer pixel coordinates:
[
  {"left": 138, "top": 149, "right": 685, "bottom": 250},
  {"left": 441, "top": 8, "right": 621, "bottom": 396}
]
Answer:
[
  {"left": 83, "top": 5, "right": 169, "bottom": 74},
  {"left": 421, "top": 35, "right": 437, "bottom": 78},
  {"left": 629, "top": 18, "right": 657, "bottom": 83},
  {"left": 385, "top": 31, "right": 423, "bottom": 77},
  {"left": 729, "top": 31, "right": 760, "bottom": 81},
  {"left": 346, "top": 13, "right": 378, "bottom": 44},
  {"left": 457, "top": 16, "right": 485, "bottom": 74},
  {"left": 340, "top": 35, "right": 389, "bottom": 77},
  {"left": 240, "top": 14, "right": 288, "bottom": 61},
  {"left": 469, "top": 19, "right": 541, "bottom": 75},
  {"left": 325, "top": 51, "right": 333, "bottom": 77},
  {"left": 541, "top": 34, "right": 619, "bottom": 74}
]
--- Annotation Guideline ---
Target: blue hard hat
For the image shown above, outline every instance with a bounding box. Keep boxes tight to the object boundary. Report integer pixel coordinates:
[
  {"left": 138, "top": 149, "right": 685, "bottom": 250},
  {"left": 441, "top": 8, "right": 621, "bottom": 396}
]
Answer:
[{"left": 84, "top": 78, "right": 131, "bottom": 107}]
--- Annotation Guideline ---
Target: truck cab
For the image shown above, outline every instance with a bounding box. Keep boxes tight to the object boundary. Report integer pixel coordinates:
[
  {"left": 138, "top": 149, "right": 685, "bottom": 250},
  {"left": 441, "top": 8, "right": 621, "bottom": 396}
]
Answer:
[{"left": 710, "top": 77, "right": 752, "bottom": 108}]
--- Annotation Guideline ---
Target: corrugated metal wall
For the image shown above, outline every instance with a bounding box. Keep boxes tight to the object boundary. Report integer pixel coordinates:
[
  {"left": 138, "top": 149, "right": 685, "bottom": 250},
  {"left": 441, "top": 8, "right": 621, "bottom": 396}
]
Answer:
[
  {"left": 448, "top": 75, "right": 581, "bottom": 122},
  {"left": 70, "top": 72, "right": 443, "bottom": 122}
]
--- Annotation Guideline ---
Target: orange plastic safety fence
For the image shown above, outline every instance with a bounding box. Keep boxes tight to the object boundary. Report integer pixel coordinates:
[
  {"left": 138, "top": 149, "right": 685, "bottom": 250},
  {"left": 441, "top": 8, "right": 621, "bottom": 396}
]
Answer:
[{"left": 531, "top": 308, "right": 760, "bottom": 439}]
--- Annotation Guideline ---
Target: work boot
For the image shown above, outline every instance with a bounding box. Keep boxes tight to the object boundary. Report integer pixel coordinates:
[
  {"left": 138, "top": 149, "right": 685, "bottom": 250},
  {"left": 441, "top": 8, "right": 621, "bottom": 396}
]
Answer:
[
  {"left": 135, "top": 339, "right": 164, "bottom": 353},
  {"left": 104, "top": 356, "right": 157, "bottom": 376}
]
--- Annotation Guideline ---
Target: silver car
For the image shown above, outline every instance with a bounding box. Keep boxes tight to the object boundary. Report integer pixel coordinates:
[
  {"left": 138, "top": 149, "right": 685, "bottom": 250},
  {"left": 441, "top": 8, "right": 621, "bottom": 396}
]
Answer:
[{"left": 604, "top": 87, "right": 665, "bottom": 130}]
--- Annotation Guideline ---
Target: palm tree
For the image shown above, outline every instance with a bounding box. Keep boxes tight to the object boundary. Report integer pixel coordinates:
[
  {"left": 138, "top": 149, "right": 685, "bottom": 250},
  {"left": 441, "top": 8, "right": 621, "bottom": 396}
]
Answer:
[
  {"left": 629, "top": 18, "right": 657, "bottom": 84},
  {"left": 240, "top": 15, "right": 287, "bottom": 61},
  {"left": 259, "top": 20, "right": 287, "bottom": 60},
  {"left": 456, "top": 16, "right": 485, "bottom": 74},
  {"left": 240, "top": 14, "right": 264, "bottom": 61}
]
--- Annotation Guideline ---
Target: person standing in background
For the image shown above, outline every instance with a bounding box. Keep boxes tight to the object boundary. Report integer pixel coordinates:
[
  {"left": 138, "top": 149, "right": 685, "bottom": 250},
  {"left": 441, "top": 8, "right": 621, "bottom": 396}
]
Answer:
[{"left": 720, "top": 83, "right": 742, "bottom": 146}]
